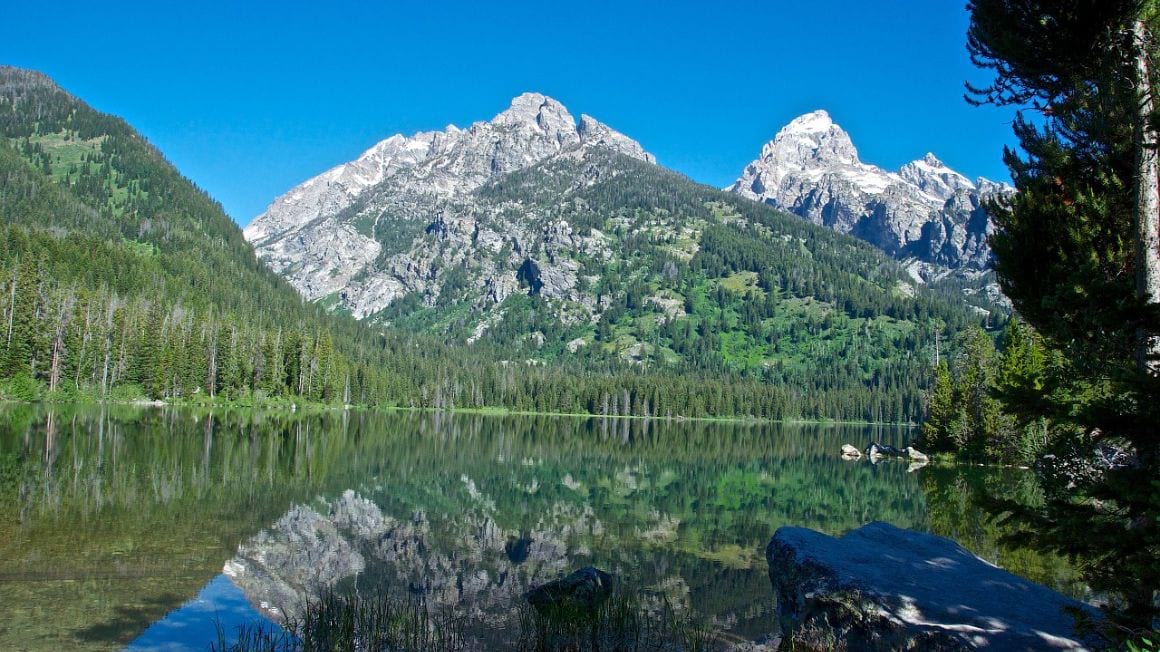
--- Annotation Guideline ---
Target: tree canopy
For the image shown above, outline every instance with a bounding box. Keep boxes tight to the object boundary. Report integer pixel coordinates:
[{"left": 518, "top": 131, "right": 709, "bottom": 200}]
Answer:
[{"left": 966, "top": 0, "right": 1160, "bottom": 631}]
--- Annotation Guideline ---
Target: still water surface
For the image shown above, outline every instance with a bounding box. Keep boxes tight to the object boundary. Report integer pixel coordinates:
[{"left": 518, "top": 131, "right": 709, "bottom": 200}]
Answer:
[{"left": 0, "top": 406, "right": 1081, "bottom": 650}]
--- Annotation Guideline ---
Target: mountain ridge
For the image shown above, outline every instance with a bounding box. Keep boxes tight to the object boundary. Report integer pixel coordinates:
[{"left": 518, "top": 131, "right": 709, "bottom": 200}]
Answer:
[
  {"left": 0, "top": 66, "right": 994, "bottom": 422},
  {"left": 244, "top": 92, "right": 654, "bottom": 310},
  {"left": 242, "top": 92, "right": 992, "bottom": 407},
  {"left": 729, "top": 109, "right": 1009, "bottom": 273}
]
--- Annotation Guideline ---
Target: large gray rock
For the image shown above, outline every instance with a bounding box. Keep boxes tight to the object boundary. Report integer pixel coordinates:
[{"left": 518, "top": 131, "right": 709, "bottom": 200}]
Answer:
[
  {"left": 224, "top": 503, "right": 365, "bottom": 620},
  {"left": 767, "top": 521, "right": 1099, "bottom": 651}
]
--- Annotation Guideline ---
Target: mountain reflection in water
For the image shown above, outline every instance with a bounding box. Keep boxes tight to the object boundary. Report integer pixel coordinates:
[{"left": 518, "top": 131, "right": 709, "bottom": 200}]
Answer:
[{"left": 0, "top": 406, "right": 1083, "bottom": 650}]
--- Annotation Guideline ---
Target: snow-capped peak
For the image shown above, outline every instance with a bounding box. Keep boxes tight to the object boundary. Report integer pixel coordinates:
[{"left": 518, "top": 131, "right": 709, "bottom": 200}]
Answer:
[
  {"left": 730, "top": 110, "right": 1008, "bottom": 273},
  {"left": 899, "top": 152, "right": 975, "bottom": 200},
  {"left": 757, "top": 109, "right": 859, "bottom": 170},
  {"left": 732, "top": 110, "right": 886, "bottom": 199},
  {"left": 781, "top": 109, "right": 834, "bottom": 135}
]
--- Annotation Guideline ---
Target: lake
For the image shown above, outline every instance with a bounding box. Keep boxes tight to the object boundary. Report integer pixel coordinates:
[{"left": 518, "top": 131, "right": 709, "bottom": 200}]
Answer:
[{"left": 0, "top": 405, "right": 1083, "bottom": 650}]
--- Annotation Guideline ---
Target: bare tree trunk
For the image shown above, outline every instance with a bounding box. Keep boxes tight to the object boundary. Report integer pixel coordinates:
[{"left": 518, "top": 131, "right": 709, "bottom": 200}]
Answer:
[
  {"left": 48, "top": 293, "right": 73, "bottom": 393},
  {"left": 1135, "top": 18, "right": 1160, "bottom": 373},
  {"left": 101, "top": 296, "right": 115, "bottom": 395},
  {"left": 5, "top": 269, "right": 15, "bottom": 348},
  {"left": 48, "top": 332, "right": 62, "bottom": 392},
  {"left": 206, "top": 327, "right": 217, "bottom": 399}
]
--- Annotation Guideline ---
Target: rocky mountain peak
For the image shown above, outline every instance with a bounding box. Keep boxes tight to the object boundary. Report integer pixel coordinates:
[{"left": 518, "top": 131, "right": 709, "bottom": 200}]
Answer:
[
  {"left": 899, "top": 152, "right": 975, "bottom": 201},
  {"left": 730, "top": 110, "right": 1009, "bottom": 272},
  {"left": 244, "top": 94, "right": 656, "bottom": 313},
  {"left": 492, "top": 92, "right": 579, "bottom": 147},
  {"left": 734, "top": 110, "right": 888, "bottom": 203},
  {"left": 758, "top": 109, "right": 860, "bottom": 170},
  {"left": 578, "top": 114, "right": 656, "bottom": 163}
]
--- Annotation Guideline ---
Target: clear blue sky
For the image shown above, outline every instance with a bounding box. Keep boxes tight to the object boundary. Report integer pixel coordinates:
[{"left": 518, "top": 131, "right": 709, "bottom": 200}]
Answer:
[{"left": 2, "top": 0, "right": 1015, "bottom": 225}]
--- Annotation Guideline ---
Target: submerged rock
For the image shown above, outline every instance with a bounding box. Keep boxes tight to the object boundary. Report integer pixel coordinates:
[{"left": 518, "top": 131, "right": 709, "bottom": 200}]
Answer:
[
  {"left": 525, "top": 566, "right": 614, "bottom": 614},
  {"left": 905, "top": 446, "right": 929, "bottom": 462},
  {"left": 766, "top": 521, "right": 1099, "bottom": 651}
]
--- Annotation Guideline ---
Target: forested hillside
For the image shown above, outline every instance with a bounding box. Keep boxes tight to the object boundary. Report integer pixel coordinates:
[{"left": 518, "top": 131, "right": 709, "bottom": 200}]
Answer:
[
  {"left": 0, "top": 66, "right": 398, "bottom": 404},
  {"left": 0, "top": 66, "right": 989, "bottom": 422}
]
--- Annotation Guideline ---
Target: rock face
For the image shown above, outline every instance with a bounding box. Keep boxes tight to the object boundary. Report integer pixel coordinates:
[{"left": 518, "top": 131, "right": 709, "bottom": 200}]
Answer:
[
  {"left": 243, "top": 93, "right": 654, "bottom": 319},
  {"left": 223, "top": 498, "right": 371, "bottom": 620},
  {"left": 243, "top": 96, "right": 998, "bottom": 357},
  {"left": 766, "top": 521, "right": 1099, "bottom": 651},
  {"left": 729, "top": 111, "right": 1010, "bottom": 276}
]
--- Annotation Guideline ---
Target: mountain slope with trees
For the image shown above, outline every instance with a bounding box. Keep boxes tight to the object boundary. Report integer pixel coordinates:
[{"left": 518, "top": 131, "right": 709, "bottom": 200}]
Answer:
[
  {"left": 0, "top": 66, "right": 401, "bottom": 404},
  {"left": 244, "top": 93, "right": 996, "bottom": 420},
  {"left": 0, "top": 66, "right": 991, "bottom": 423}
]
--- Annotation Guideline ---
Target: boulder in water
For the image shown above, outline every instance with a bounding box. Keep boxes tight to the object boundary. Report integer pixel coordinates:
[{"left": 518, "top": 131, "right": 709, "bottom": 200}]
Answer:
[
  {"left": 905, "top": 446, "right": 929, "bottom": 462},
  {"left": 840, "top": 444, "right": 862, "bottom": 459},
  {"left": 865, "top": 442, "right": 906, "bottom": 458},
  {"left": 766, "top": 521, "right": 1100, "bottom": 650}
]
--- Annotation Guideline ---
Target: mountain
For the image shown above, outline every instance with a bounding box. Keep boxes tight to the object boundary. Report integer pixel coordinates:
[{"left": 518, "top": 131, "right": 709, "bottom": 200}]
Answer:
[
  {"left": 0, "top": 68, "right": 984, "bottom": 421},
  {"left": 0, "top": 65, "right": 400, "bottom": 404},
  {"left": 246, "top": 92, "right": 991, "bottom": 421},
  {"left": 728, "top": 110, "right": 1009, "bottom": 275},
  {"left": 245, "top": 93, "right": 654, "bottom": 316}
]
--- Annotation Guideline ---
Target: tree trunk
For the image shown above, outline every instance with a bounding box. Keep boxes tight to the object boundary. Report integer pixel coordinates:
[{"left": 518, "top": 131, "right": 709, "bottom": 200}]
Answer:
[
  {"left": 5, "top": 270, "right": 15, "bottom": 348},
  {"left": 206, "top": 329, "right": 217, "bottom": 399},
  {"left": 1135, "top": 18, "right": 1160, "bottom": 373},
  {"left": 48, "top": 331, "right": 62, "bottom": 392}
]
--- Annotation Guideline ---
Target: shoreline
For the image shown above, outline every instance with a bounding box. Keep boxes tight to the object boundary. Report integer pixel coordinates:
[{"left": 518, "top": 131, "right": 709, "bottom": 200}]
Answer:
[{"left": 0, "top": 396, "right": 917, "bottom": 428}]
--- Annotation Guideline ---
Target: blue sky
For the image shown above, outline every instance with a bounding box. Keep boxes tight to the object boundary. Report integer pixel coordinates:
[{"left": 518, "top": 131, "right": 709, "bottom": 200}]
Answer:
[{"left": 2, "top": 0, "right": 1015, "bottom": 225}]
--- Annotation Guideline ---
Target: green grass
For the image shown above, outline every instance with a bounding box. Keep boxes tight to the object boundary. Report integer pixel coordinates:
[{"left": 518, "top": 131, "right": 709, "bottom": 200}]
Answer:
[
  {"left": 33, "top": 131, "right": 104, "bottom": 175},
  {"left": 718, "top": 271, "right": 764, "bottom": 297}
]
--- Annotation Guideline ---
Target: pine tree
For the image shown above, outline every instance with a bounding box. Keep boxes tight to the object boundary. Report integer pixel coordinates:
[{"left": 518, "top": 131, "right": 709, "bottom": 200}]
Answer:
[
  {"left": 922, "top": 361, "right": 955, "bottom": 451},
  {"left": 967, "top": 0, "right": 1160, "bottom": 628}
]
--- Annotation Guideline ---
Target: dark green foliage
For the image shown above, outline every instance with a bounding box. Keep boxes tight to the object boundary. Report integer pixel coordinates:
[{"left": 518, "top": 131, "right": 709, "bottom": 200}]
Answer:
[
  {"left": 922, "top": 361, "right": 954, "bottom": 452},
  {"left": 920, "top": 320, "right": 1045, "bottom": 463},
  {"left": 966, "top": 0, "right": 1160, "bottom": 629}
]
